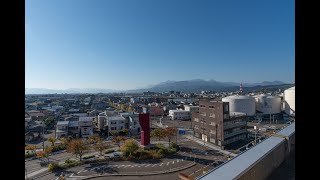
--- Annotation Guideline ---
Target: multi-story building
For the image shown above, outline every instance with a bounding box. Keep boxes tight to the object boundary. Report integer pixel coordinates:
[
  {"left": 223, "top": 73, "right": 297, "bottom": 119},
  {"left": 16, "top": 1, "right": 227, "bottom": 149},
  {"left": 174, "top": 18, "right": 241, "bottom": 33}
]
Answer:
[
  {"left": 184, "top": 105, "right": 199, "bottom": 114},
  {"left": 120, "top": 112, "right": 141, "bottom": 135},
  {"left": 107, "top": 116, "right": 126, "bottom": 133},
  {"left": 192, "top": 100, "right": 247, "bottom": 149},
  {"left": 78, "top": 117, "right": 94, "bottom": 138},
  {"left": 55, "top": 121, "right": 69, "bottom": 138},
  {"left": 169, "top": 109, "right": 191, "bottom": 120}
]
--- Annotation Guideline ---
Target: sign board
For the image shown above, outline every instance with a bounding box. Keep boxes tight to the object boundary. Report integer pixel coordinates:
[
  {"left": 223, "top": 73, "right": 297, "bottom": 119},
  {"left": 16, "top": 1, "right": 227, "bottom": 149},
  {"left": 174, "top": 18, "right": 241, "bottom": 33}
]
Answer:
[{"left": 178, "top": 129, "right": 186, "bottom": 135}]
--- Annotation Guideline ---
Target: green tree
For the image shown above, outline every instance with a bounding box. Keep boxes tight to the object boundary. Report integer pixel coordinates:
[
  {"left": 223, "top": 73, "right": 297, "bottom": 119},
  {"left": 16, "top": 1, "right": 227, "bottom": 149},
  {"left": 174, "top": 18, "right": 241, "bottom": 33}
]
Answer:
[
  {"left": 120, "top": 140, "right": 139, "bottom": 156},
  {"left": 48, "top": 136, "right": 56, "bottom": 147},
  {"left": 112, "top": 136, "right": 126, "bottom": 149},
  {"left": 67, "top": 139, "right": 89, "bottom": 161}
]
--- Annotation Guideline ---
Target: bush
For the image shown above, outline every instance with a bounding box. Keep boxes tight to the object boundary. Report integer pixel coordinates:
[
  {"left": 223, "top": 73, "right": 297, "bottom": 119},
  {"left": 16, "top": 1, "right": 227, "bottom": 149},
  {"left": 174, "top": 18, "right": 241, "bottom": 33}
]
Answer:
[
  {"left": 83, "top": 155, "right": 95, "bottom": 160},
  {"left": 104, "top": 149, "right": 115, "bottom": 154},
  {"left": 170, "top": 142, "right": 179, "bottom": 149},
  {"left": 52, "top": 144, "right": 66, "bottom": 152},
  {"left": 64, "top": 159, "right": 75, "bottom": 164},
  {"left": 149, "top": 150, "right": 163, "bottom": 159},
  {"left": 48, "top": 163, "right": 61, "bottom": 172},
  {"left": 168, "top": 148, "right": 177, "bottom": 154},
  {"left": 62, "top": 161, "right": 83, "bottom": 168},
  {"left": 25, "top": 152, "right": 36, "bottom": 158}
]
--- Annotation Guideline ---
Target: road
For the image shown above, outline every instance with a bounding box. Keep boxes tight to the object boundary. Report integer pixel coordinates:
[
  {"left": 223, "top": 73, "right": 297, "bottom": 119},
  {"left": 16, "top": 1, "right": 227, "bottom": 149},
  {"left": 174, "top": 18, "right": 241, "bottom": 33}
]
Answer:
[
  {"left": 33, "top": 133, "right": 227, "bottom": 180},
  {"left": 25, "top": 143, "right": 118, "bottom": 177}
]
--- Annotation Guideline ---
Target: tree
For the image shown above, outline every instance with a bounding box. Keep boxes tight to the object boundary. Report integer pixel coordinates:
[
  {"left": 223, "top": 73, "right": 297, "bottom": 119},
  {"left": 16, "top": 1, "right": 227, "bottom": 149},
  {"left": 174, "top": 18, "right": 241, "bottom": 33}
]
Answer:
[
  {"left": 88, "top": 134, "right": 101, "bottom": 144},
  {"left": 67, "top": 139, "right": 89, "bottom": 161},
  {"left": 112, "top": 136, "right": 126, "bottom": 149},
  {"left": 93, "top": 142, "right": 110, "bottom": 156},
  {"left": 48, "top": 136, "right": 56, "bottom": 147},
  {"left": 120, "top": 140, "right": 139, "bottom": 157},
  {"left": 164, "top": 127, "right": 178, "bottom": 147},
  {"left": 151, "top": 128, "right": 166, "bottom": 141},
  {"left": 36, "top": 146, "right": 53, "bottom": 162}
]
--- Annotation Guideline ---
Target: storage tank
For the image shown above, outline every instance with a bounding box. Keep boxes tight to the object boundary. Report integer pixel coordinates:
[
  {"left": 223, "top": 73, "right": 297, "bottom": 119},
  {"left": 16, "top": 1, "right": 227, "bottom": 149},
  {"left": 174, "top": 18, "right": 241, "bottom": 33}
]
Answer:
[
  {"left": 222, "top": 95, "right": 255, "bottom": 116},
  {"left": 284, "top": 86, "right": 295, "bottom": 116},
  {"left": 255, "top": 94, "right": 281, "bottom": 114}
]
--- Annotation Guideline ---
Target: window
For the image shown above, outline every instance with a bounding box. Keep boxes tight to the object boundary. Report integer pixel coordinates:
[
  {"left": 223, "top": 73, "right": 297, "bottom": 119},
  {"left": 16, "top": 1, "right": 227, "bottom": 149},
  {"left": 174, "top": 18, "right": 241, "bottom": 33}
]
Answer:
[
  {"left": 209, "top": 113, "right": 215, "bottom": 118},
  {"left": 200, "top": 105, "right": 206, "bottom": 108},
  {"left": 209, "top": 106, "right": 215, "bottom": 109},
  {"left": 218, "top": 140, "right": 221, "bottom": 146},
  {"left": 194, "top": 118, "right": 199, "bottom": 122},
  {"left": 210, "top": 138, "right": 216, "bottom": 143},
  {"left": 111, "top": 127, "right": 116, "bottom": 130},
  {"left": 194, "top": 125, "right": 199, "bottom": 129},
  {"left": 224, "top": 104, "right": 229, "bottom": 112},
  {"left": 200, "top": 112, "right": 206, "bottom": 116},
  {"left": 210, "top": 130, "right": 215, "bottom": 134},
  {"left": 210, "top": 122, "right": 215, "bottom": 126}
]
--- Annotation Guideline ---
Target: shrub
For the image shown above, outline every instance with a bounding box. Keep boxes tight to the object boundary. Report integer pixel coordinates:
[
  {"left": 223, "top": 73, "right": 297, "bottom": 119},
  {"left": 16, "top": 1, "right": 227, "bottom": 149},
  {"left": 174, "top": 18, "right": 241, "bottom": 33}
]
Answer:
[
  {"left": 149, "top": 150, "right": 163, "bottom": 159},
  {"left": 64, "top": 159, "right": 75, "bottom": 164},
  {"left": 83, "top": 155, "right": 95, "bottom": 160},
  {"left": 25, "top": 152, "right": 36, "bottom": 158},
  {"left": 51, "top": 144, "right": 67, "bottom": 152},
  {"left": 48, "top": 163, "right": 61, "bottom": 172},
  {"left": 171, "top": 142, "right": 179, "bottom": 149},
  {"left": 168, "top": 148, "right": 177, "bottom": 154},
  {"left": 25, "top": 145, "right": 38, "bottom": 150},
  {"left": 104, "top": 149, "right": 115, "bottom": 154}
]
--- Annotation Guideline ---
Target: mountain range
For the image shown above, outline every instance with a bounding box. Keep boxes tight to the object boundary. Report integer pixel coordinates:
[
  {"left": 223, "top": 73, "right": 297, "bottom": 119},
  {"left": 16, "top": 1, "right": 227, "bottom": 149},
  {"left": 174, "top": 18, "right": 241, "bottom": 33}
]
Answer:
[{"left": 25, "top": 79, "right": 290, "bottom": 94}]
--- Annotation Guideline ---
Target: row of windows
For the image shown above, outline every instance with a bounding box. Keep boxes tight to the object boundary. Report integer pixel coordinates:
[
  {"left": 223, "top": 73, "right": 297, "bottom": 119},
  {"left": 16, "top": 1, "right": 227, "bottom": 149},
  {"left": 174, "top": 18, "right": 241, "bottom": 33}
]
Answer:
[
  {"left": 199, "top": 105, "right": 216, "bottom": 109},
  {"left": 194, "top": 118, "right": 199, "bottom": 122},
  {"left": 224, "top": 119, "right": 244, "bottom": 126}
]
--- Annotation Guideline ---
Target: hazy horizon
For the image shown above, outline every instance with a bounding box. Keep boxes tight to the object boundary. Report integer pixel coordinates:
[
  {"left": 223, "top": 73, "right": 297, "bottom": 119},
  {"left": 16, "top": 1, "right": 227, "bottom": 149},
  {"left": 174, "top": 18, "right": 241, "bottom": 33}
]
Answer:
[{"left": 26, "top": 0, "right": 294, "bottom": 90}]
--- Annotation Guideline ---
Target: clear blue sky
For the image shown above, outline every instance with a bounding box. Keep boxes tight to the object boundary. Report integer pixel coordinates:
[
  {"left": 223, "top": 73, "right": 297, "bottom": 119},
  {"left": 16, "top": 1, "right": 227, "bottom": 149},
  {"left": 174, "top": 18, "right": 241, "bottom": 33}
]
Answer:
[{"left": 26, "top": 0, "right": 295, "bottom": 90}]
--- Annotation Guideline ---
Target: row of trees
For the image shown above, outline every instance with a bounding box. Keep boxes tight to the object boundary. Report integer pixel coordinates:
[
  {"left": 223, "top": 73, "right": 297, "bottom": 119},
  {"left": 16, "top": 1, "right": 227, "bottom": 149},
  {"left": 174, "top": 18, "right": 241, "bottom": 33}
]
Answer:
[{"left": 151, "top": 127, "right": 178, "bottom": 147}]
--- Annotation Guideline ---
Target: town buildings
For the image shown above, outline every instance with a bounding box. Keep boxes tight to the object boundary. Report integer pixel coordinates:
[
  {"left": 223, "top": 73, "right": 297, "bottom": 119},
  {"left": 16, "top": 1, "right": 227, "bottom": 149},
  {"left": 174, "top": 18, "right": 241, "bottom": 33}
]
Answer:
[{"left": 192, "top": 99, "right": 247, "bottom": 148}]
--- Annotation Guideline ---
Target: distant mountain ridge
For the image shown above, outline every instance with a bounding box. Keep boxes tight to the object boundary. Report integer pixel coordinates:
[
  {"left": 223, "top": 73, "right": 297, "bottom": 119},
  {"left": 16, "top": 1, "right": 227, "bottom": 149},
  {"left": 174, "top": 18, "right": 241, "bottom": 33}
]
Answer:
[{"left": 25, "top": 80, "right": 289, "bottom": 94}]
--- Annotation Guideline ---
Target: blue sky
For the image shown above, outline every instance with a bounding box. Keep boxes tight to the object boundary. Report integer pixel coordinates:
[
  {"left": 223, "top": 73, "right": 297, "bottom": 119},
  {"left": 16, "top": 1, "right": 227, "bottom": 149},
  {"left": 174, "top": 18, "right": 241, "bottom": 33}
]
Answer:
[{"left": 26, "top": 0, "right": 295, "bottom": 90}]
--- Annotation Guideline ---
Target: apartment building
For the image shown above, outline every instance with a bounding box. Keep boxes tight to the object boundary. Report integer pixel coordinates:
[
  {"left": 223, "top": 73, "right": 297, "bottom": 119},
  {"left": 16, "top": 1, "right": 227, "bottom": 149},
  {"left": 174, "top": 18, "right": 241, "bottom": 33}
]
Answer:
[
  {"left": 107, "top": 116, "right": 126, "bottom": 133},
  {"left": 192, "top": 100, "right": 247, "bottom": 149},
  {"left": 119, "top": 112, "right": 141, "bottom": 134},
  {"left": 169, "top": 109, "right": 191, "bottom": 120},
  {"left": 79, "top": 117, "right": 94, "bottom": 138}
]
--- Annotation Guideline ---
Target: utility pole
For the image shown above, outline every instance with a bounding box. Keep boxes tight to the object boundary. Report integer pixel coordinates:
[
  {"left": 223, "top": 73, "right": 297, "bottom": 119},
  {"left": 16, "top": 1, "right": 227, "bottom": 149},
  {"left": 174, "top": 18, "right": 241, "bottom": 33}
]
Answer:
[{"left": 42, "top": 118, "right": 47, "bottom": 151}]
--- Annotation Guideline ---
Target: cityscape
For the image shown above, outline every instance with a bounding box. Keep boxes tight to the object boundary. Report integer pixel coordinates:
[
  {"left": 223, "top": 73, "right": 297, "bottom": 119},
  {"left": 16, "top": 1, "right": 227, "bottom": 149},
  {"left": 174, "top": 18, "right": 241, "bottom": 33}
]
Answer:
[{"left": 25, "top": 1, "right": 295, "bottom": 180}]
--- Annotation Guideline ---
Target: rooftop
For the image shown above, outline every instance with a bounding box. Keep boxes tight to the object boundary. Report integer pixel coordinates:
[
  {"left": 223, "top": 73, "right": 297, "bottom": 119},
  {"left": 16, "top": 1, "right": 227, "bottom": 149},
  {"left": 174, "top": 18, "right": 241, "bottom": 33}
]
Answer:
[
  {"left": 108, "top": 116, "right": 126, "bottom": 121},
  {"left": 79, "top": 117, "right": 94, "bottom": 122},
  {"left": 57, "top": 121, "right": 69, "bottom": 125}
]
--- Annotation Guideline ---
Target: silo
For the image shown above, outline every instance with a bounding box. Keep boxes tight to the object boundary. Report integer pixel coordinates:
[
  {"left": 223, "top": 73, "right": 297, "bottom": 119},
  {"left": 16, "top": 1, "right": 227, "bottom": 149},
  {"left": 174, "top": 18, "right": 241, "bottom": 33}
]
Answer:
[
  {"left": 284, "top": 86, "right": 295, "bottom": 116},
  {"left": 222, "top": 95, "right": 256, "bottom": 116},
  {"left": 255, "top": 94, "right": 281, "bottom": 114}
]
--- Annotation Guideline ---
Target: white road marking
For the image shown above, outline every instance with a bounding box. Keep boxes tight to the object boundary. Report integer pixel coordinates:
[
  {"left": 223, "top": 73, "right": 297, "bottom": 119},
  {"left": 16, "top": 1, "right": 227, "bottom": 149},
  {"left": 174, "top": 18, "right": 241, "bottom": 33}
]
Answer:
[
  {"left": 145, "top": 164, "right": 151, "bottom": 167},
  {"left": 55, "top": 177, "right": 59, "bottom": 180},
  {"left": 177, "top": 160, "right": 180, "bottom": 162},
  {"left": 159, "top": 163, "right": 164, "bottom": 166},
  {"left": 83, "top": 169, "right": 88, "bottom": 172},
  {"left": 152, "top": 164, "right": 157, "bottom": 167},
  {"left": 172, "top": 161, "right": 175, "bottom": 164},
  {"left": 77, "top": 169, "right": 84, "bottom": 174},
  {"left": 166, "top": 162, "right": 170, "bottom": 165},
  {"left": 68, "top": 173, "right": 74, "bottom": 177}
]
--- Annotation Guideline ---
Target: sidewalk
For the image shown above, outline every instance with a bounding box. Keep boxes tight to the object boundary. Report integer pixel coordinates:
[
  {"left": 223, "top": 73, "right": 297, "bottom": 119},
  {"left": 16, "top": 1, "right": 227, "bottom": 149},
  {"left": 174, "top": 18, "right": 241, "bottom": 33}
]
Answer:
[{"left": 185, "top": 135, "right": 237, "bottom": 157}]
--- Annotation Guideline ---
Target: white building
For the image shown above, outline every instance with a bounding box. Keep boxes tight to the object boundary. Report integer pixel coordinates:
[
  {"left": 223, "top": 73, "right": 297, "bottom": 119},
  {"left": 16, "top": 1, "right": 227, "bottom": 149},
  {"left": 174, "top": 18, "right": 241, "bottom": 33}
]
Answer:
[
  {"left": 120, "top": 112, "right": 141, "bottom": 135},
  {"left": 79, "top": 117, "right": 94, "bottom": 138},
  {"left": 184, "top": 105, "right": 199, "bottom": 113},
  {"left": 55, "top": 121, "right": 69, "bottom": 138},
  {"left": 169, "top": 109, "right": 191, "bottom": 120},
  {"left": 107, "top": 116, "right": 126, "bottom": 133}
]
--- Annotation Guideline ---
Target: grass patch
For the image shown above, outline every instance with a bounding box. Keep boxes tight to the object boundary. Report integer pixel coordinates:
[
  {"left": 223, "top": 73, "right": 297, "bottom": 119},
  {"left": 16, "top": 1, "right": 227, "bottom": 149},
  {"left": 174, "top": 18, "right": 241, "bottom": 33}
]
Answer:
[
  {"left": 83, "top": 155, "right": 95, "bottom": 160},
  {"left": 104, "top": 149, "right": 115, "bottom": 154}
]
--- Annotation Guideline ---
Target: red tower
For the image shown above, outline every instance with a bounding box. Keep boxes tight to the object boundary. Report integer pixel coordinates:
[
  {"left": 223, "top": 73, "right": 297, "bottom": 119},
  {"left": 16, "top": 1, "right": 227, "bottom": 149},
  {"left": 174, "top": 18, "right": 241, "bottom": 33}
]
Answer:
[{"left": 139, "top": 113, "right": 150, "bottom": 146}]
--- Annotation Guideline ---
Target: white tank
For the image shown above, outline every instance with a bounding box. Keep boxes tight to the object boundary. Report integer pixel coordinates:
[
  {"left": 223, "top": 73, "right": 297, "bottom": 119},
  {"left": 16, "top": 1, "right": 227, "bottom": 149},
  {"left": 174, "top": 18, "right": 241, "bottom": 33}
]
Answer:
[
  {"left": 222, "top": 95, "right": 255, "bottom": 116},
  {"left": 284, "top": 86, "right": 295, "bottom": 116},
  {"left": 255, "top": 94, "right": 281, "bottom": 114}
]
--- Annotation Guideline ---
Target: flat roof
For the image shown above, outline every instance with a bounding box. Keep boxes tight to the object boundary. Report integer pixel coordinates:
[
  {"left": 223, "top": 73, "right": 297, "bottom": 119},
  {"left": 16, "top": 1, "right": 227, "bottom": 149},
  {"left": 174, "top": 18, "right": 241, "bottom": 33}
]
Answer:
[
  {"left": 68, "top": 121, "right": 79, "bottom": 127},
  {"left": 169, "top": 110, "right": 187, "bottom": 112},
  {"left": 197, "top": 136, "right": 285, "bottom": 180},
  {"left": 108, "top": 116, "right": 125, "bottom": 121},
  {"left": 79, "top": 117, "right": 94, "bottom": 121},
  {"left": 277, "top": 122, "right": 295, "bottom": 137},
  {"left": 57, "top": 121, "right": 69, "bottom": 125}
]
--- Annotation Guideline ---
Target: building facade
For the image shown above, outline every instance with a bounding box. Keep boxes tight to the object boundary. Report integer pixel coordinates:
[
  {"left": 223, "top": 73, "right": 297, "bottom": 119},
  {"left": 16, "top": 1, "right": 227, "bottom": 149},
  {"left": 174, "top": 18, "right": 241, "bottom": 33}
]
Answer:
[
  {"left": 169, "top": 110, "right": 191, "bottom": 120},
  {"left": 192, "top": 100, "right": 247, "bottom": 148}
]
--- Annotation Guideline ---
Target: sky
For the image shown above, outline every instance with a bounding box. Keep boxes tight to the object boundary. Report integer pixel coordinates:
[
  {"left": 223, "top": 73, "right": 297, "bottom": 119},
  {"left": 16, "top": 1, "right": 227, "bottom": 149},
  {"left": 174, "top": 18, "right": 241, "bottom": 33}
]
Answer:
[{"left": 26, "top": 0, "right": 295, "bottom": 90}]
